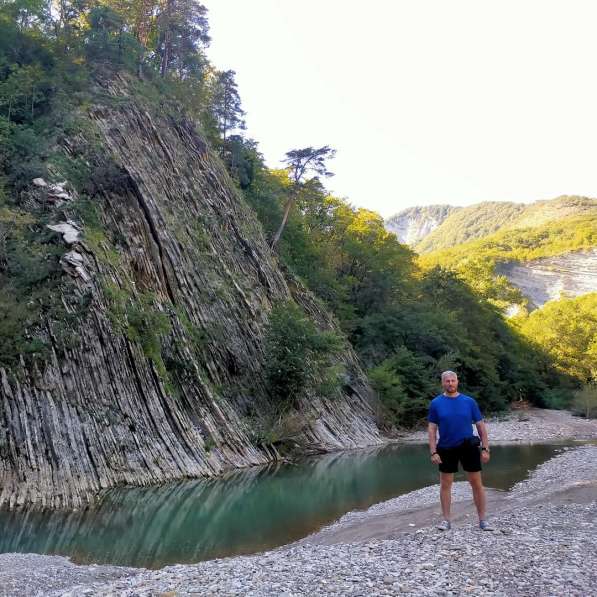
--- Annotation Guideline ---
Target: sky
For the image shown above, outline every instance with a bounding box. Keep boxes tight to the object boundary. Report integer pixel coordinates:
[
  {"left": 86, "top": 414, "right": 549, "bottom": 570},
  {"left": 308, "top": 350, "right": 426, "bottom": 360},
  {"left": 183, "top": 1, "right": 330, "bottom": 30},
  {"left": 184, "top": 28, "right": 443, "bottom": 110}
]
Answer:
[{"left": 204, "top": 0, "right": 597, "bottom": 217}]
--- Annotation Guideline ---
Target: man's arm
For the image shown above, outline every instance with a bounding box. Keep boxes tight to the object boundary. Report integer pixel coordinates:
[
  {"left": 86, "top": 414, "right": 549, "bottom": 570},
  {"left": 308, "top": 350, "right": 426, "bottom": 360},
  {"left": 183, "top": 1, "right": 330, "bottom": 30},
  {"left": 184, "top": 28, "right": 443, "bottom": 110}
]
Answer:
[
  {"left": 475, "top": 420, "right": 489, "bottom": 450},
  {"left": 428, "top": 422, "right": 441, "bottom": 463},
  {"left": 475, "top": 420, "right": 490, "bottom": 462}
]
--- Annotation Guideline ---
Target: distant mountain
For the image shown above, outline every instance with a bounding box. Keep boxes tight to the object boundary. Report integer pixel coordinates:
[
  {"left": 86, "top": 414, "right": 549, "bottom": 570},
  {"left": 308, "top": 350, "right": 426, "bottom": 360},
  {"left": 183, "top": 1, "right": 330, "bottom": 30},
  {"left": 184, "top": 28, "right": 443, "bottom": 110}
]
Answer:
[
  {"left": 384, "top": 205, "right": 455, "bottom": 245},
  {"left": 420, "top": 206, "right": 597, "bottom": 312},
  {"left": 414, "top": 201, "right": 525, "bottom": 253},
  {"left": 386, "top": 196, "right": 597, "bottom": 254},
  {"left": 508, "top": 195, "right": 597, "bottom": 229}
]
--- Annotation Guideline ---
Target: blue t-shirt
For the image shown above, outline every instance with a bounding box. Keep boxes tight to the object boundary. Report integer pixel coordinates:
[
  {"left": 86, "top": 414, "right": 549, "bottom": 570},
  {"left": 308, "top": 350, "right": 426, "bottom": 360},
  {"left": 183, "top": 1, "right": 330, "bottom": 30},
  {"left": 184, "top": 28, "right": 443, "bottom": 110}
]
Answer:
[{"left": 428, "top": 393, "right": 483, "bottom": 448}]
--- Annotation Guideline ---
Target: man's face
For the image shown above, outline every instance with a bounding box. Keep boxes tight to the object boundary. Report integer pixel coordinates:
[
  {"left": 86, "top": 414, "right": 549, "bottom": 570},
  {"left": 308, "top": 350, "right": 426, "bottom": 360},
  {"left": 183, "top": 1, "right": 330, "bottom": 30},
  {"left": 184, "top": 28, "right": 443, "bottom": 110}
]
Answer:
[{"left": 442, "top": 374, "right": 458, "bottom": 394}]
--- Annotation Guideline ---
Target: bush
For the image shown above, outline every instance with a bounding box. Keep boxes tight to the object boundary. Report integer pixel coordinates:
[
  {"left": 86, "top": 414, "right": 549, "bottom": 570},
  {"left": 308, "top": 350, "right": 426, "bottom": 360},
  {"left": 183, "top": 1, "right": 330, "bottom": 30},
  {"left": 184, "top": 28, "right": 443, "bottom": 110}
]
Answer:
[
  {"left": 369, "top": 346, "right": 436, "bottom": 428},
  {"left": 572, "top": 383, "right": 597, "bottom": 418},
  {"left": 541, "top": 387, "right": 573, "bottom": 410},
  {"left": 264, "top": 301, "right": 343, "bottom": 408}
]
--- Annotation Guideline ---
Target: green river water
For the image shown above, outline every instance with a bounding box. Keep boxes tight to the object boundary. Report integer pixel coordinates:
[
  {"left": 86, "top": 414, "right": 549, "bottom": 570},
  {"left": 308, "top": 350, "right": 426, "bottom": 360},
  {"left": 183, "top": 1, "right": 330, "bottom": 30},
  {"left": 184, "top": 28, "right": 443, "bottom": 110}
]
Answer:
[{"left": 0, "top": 442, "right": 573, "bottom": 568}]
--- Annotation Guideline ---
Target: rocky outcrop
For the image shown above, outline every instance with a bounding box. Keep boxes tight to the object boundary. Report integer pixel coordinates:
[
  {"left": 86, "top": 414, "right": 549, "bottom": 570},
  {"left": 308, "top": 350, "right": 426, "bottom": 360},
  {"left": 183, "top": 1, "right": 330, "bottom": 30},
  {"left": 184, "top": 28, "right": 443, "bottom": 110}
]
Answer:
[
  {"left": 496, "top": 249, "right": 597, "bottom": 309},
  {"left": 0, "top": 75, "right": 381, "bottom": 510},
  {"left": 385, "top": 205, "right": 455, "bottom": 246}
]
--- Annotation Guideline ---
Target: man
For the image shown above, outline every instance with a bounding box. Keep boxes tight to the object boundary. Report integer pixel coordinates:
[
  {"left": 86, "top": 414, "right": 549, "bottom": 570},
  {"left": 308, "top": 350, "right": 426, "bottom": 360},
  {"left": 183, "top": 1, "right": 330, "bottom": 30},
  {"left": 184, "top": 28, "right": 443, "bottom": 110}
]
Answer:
[{"left": 428, "top": 370, "right": 492, "bottom": 531}]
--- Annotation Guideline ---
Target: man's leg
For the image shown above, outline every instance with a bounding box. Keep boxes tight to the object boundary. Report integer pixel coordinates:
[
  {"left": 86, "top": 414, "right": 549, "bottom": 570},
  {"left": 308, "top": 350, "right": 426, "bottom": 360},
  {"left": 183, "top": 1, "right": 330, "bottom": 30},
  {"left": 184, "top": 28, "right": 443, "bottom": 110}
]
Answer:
[
  {"left": 440, "top": 472, "right": 454, "bottom": 520},
  {"left": 466, "top": 471, "right": 486, "bottom": 521}
]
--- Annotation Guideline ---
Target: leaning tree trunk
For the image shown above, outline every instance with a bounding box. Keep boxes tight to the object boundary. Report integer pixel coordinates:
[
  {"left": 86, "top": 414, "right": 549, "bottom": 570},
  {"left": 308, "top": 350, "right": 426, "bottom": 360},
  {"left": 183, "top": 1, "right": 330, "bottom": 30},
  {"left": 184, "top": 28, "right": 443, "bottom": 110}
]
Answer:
[{"left": 270, "top": 191, "right": 296, "bottom": 250}]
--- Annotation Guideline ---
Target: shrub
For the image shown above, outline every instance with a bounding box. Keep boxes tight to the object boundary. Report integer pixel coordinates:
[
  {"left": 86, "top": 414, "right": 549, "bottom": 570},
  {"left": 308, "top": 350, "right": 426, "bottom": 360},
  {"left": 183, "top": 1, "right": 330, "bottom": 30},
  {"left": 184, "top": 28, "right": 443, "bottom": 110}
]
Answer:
[
  {"left": 264, "top": 301, "right": 343, "bottom": 408},
  {"left": 572, "top": 383, "right": 597, "bottom": 418},
  {"left": 369, "top": 346, "right": 436, "bottom": 428},
  {"left": 541, "top": 387, "right": 573, "bottom": 410}
]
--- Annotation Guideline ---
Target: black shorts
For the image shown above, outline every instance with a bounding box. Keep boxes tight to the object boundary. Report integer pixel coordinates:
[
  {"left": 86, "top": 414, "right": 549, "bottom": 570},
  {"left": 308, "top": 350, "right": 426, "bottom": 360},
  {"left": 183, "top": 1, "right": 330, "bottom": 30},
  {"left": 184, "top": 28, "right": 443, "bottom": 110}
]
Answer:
[{"left": 437, "top": 443, "right": 482, "bottom": 473}]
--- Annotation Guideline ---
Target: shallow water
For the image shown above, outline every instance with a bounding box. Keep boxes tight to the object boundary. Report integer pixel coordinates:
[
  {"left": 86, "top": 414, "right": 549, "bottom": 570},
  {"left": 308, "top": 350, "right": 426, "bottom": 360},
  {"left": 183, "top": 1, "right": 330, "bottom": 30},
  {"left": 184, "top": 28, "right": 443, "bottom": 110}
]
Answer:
[{"left": 0, "top": 442, "right": 572, "bottom": 568}]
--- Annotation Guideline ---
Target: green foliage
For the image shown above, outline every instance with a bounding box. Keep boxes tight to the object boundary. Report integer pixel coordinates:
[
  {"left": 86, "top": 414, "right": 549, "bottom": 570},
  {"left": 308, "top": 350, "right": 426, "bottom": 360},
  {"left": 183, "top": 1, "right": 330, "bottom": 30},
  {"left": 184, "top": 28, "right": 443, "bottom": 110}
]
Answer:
[
  {"left": 0, "top": 0, "right": 585, "bottom": 435},
  {"left": 221, "top": 135, "right": 260, "bottom": 189},
  {"left": 420, "top": 212, "right": 597, "bottom": 309},
  {"left": 264, "top": 301, "right": 344, "bottom": 408},
  {"left": 512, "top": 294, "right": 597, "bottom": 384},
  {"left": 541, "top": 387, "right": 573, "bottom": 410},
  {"left": 103, "top": 282, "right": 172, "bottom": 379},
  {"left": 126, "top": 293, "right": 171, "bottom": 378},
  {"left": 0, "top": 199, "right": 70, "bottom": 366},
  {"left": 244, "top": 160, "right": 564, "bottom": 425},
  {"left": 208, "top": 70, "right": 245, "bottom": 146},
  {"left": 572, "top": 383, "right": 597, "bottom": 419},
  {"left": 415, "top": 201, "right": 525, "bottom": 253},
  {"left": 369, "top": 347, "right": 436, "bottom": 427},
  {"left": 414, "top": 196, "right": 596, "bottom": 254},
  {"left": 431, "top": 213, "right": 596, "bottom": 266},
  {"left": 85, "top": 6, "right": 143, "bottom": 70}
]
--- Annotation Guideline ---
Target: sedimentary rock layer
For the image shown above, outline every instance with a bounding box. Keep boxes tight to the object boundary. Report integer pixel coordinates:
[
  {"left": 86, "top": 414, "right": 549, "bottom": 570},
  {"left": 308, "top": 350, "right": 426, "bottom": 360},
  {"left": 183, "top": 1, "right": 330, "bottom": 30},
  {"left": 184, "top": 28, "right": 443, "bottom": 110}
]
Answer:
[
  {"left": 496, "top": 249, "right": 597, "bottom": 308},
  {"left": 0, "top": 75, "right": 381, "bottom": 510}
]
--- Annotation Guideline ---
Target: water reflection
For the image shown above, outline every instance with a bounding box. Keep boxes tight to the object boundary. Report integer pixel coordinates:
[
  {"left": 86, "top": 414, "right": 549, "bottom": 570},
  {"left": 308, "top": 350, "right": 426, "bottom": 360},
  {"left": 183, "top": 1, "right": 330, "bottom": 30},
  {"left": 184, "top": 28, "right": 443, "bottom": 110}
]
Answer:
[{"left": 0, "top": 443, "right": 567, "bottom": 568}]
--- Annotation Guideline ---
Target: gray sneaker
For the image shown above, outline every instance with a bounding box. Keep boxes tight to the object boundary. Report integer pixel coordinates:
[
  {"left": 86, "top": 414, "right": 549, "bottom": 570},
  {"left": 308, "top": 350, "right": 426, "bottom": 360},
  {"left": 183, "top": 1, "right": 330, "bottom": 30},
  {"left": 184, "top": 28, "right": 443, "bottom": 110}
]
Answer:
[
  {"left": 479, "top": 520, "right": 494, "bottom": 531},
  {"left": 437, "top": 519, "right": 451, "bottom": 531}
]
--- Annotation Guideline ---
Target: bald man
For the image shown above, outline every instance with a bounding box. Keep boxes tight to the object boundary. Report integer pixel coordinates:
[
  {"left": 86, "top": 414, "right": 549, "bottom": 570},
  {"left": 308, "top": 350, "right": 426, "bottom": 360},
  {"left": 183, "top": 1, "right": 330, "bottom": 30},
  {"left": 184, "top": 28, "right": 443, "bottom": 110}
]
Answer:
[{"left": 428, "top": 371, "right": 492, "bottom": 531}]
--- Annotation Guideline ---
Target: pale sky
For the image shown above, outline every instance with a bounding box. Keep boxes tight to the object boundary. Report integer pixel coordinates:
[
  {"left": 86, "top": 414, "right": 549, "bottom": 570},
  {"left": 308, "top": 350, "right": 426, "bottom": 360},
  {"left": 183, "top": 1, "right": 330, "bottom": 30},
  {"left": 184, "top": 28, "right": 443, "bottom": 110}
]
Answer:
[{"left": 205, "top": 0, "right": 597, "bottom": 217}]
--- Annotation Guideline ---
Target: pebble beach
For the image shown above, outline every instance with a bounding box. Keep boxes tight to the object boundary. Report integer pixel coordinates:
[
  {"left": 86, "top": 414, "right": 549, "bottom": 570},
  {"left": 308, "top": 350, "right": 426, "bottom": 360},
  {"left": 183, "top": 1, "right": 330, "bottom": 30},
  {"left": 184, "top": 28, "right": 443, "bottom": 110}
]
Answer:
[{"left": 1, "top": 409, "right": 596, "bottom": 596}]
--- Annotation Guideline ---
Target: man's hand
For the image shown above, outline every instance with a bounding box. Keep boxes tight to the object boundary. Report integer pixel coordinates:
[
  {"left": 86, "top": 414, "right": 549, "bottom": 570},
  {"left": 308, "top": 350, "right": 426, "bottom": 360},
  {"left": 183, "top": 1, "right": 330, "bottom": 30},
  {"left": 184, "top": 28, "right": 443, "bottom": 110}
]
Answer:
[
  {"left": 431, "top": 452, "right": 442, "bottom": 465},
  {"left": 481, "top": 450, "right": 490, "bottom": 464}
]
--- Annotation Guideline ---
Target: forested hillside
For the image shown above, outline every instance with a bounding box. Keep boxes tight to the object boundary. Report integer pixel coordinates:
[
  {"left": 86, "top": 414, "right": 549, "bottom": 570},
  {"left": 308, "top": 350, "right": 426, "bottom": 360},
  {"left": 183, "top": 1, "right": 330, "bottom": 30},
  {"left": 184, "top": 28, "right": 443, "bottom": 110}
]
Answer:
[
  {"left": 418, "top": 205, "right": 597, "bottom": 406},
  {"left": 0, "top": 0, "right": 586, "bottom": 507},
  {"left": 388, "top": 195, "right": 596, "bottom": 254},
  {"left": 420, "top": 213, "right": 597, "bottom": 308},
  {"left": 414, "top": 201, "right": 525, "bottom": 253}
]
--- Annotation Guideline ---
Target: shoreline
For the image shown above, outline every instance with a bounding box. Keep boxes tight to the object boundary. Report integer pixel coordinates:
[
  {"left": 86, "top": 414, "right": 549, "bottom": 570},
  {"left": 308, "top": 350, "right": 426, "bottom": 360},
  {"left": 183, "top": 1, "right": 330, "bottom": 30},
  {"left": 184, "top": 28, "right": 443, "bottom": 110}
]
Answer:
[
  {"left": 1, "top": 444, "right": 594, "bottom": 596},
  {"left": 1, "top": 409, "right": 596, "bottom": 596},
  {"left": 396, "top": 406, "right": 597, "bottom": 444}
]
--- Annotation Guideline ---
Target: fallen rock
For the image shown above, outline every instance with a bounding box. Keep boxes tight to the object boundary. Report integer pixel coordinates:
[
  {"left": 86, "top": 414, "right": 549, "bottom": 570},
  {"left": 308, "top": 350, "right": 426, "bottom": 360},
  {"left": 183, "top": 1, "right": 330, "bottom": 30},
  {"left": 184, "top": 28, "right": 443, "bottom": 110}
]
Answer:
[
  {"left": 47, "top": 220, "right": 81, "bottom": 245},
  {"left": 62, "top": 250, "right": 91, "bottom": 282}
]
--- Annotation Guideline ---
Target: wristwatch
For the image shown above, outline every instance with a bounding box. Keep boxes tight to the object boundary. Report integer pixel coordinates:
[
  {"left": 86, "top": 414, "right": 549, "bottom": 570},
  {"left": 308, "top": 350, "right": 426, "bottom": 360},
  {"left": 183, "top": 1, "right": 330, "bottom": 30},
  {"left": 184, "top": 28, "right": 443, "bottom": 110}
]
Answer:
[{"left": 481, "top": 447, "right": 490, "bottom": 452}]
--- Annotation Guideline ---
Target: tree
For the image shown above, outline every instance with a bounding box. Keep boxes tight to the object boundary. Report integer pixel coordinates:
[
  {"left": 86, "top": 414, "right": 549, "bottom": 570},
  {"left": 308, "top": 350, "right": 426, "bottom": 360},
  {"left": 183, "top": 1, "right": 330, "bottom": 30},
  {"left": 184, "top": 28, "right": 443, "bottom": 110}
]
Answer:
[
  {"left": 512, "top": 294, "right": 597, "bottom": 383},
  {"left": 209, "top": 69, "right": 245, "bottom": 150},
  {"left": 222, "top": 135, "right": 260, "bottom": 188},
  {"left": 0, "top": 64, "right": 46, "bottom": 121},
  {"left": 157, "top": 0, "right": 210, "bottom": 77},
  {"left": 270, "top": 145, "right": 336, "bottom": 250}
]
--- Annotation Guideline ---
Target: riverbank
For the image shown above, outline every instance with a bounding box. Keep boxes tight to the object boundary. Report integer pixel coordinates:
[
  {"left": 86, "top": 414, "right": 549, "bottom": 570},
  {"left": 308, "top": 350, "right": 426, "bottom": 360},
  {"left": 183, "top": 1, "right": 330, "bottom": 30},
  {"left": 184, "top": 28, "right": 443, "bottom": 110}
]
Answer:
[
  {"left": 399, "top": 406, "right": 597, "bottom": 443},
  {"left": 1, "top": 443, "right": 595, "bottom": 596}
]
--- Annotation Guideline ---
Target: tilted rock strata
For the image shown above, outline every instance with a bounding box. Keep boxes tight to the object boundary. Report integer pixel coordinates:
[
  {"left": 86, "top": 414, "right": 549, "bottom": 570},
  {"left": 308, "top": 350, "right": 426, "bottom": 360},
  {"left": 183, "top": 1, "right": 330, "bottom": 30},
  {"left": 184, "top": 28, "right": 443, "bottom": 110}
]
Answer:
[
  {"left": 0, "top": 75, "right": 381, "bottom": 510},
  {"left": 496, "top": 249, "right": 597, "bottom": 309}
]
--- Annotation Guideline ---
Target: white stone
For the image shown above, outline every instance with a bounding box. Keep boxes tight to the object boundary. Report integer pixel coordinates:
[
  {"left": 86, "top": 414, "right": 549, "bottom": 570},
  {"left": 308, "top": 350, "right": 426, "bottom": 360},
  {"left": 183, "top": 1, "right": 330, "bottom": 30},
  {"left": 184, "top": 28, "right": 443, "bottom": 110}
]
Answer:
[{"left": 47, "top": 221, "right": 81, "bottom": 245}]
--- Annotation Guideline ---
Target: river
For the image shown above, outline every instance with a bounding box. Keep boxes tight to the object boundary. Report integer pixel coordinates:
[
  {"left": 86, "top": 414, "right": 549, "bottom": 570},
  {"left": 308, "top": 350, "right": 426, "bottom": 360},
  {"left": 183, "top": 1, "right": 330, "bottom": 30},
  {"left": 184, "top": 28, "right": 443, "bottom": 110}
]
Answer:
[{"left": 0, "top": 442, "right": 571, "bottom": 568}]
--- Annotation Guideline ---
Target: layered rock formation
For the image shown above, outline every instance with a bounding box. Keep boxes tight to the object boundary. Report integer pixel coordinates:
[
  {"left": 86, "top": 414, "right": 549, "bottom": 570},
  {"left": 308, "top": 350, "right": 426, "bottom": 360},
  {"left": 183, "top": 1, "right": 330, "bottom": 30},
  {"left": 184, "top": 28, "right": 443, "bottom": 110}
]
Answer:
[
  {"left": 385, "top": 205, "right": 454, "bottom": 246},
  {"left": 497, "top": 249, "right": 597, "bottom": 309},
  {"left": 0, "top": 75, "right": 381, "bottom": 510}
]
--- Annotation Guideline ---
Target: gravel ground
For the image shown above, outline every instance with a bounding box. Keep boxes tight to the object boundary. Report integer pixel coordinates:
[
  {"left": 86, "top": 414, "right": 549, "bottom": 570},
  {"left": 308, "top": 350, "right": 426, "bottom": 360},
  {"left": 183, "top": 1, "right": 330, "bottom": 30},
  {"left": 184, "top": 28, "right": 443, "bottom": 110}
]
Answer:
[
  {"left": 401, "top": 407, "right": 597, "bottom": 443},
  {"left": 2, "top": 444, "right": 595, "bottom": 597}
]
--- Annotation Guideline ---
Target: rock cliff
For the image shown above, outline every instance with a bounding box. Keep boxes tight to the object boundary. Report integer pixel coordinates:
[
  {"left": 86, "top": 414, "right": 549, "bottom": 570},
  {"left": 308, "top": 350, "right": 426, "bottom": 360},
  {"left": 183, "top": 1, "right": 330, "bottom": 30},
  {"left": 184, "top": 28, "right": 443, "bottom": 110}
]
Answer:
[
  {"left": 0, "top": 75, "right": 381, "bottom": 510},
  {"left": 385, "top": 205, "right": 454, "bottom": 246},
  {"left": 496, "top": 249, "right": 597, "bottom": 310}
]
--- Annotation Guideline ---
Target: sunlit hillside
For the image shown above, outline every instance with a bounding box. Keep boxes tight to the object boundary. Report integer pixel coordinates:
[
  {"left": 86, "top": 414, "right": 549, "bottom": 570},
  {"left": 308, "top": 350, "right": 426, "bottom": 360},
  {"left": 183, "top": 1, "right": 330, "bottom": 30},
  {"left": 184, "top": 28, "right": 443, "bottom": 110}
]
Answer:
[{"left": 412, "top": 195, "right": 596, "bottom": 253}]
